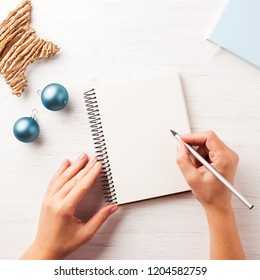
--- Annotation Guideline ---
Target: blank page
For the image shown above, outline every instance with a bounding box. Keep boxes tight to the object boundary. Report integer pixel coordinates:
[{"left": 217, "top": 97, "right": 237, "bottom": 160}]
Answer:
[{"left": 95, "top": 73, "right": 190, "bottom": 205}]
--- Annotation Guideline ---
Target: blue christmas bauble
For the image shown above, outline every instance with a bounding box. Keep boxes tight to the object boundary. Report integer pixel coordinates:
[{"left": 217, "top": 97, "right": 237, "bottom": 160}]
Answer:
[
  {"left": 41, "top": 83, "right": 69, "bottom": 111},
  {"left": 13, "top": 117, "right": 40, "bottom": 143}
]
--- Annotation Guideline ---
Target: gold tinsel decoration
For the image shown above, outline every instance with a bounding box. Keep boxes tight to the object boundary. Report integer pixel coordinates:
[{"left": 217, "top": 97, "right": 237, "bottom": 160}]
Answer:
[{"left": 0, "top": 0, "right": 60, "bottom": 96}]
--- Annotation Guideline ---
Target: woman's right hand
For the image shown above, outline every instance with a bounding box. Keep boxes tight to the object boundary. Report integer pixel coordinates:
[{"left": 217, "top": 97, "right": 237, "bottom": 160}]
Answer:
[
  {"left": 176, "top": 131, "right": 245, "bottom": 260},
  {"left": 176, "top": 131, "right": 239, "bottom": 212}
]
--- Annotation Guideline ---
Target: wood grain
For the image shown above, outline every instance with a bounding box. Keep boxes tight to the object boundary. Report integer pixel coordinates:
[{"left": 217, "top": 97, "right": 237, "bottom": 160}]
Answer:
[{"left": 0, "top": 0, "right": 259, "bottom": 260}]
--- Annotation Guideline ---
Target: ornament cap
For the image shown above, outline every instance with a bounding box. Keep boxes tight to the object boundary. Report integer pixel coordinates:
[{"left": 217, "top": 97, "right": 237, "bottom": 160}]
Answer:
[{"left": 31, "top": 109, "right": 38, "bottom": 120}]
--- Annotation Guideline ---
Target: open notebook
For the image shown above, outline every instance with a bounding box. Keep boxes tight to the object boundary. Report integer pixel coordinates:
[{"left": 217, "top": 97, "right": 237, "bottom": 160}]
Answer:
[
  {"left": 84, "top": 73, "right": 191, "bottom": 205},
  {"left": 208, "top": 0, "right": 260, "bottom": 68}
]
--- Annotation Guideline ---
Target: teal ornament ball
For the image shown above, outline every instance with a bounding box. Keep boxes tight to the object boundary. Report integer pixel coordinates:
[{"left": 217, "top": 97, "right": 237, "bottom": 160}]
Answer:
[
  {"left": 41, "top": 83, "right": 69, "bottom": 111},
  {"left": 13, "top": 117, "right": 40, "bottom": 143}
]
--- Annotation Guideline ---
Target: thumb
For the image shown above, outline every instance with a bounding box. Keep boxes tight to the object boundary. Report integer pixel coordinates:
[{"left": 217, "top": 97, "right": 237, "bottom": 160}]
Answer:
[
  {"left": 176, "top": 142, "right": 199, "bottom": 185},
  {"left": 80, "top": 204, "right": 118, "bottom": 243}
]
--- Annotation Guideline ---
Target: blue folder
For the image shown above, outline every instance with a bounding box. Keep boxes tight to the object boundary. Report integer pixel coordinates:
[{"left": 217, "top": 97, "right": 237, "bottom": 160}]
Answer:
[{"left": 209, "top": 0, "right": 260, "bottom": 68}]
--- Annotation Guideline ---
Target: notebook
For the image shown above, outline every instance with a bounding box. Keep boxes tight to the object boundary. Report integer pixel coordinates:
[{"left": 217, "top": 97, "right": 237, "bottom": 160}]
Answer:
[
  {"left": 84, "top": 73, "right": 191, "bottom": 205},
  {"left": 208, "top": 0, "right": 260, "bottom": 68}
]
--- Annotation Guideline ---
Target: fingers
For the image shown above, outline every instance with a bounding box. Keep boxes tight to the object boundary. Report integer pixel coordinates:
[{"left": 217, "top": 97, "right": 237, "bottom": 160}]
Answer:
[
  {"left": 192, "top": 146, "right": 210, "bottom": 168},
  {"left": 80, "top": 204, "right": 118, "bottom": 243},
  {"left": 48, "top": 153, "right": 89, "bottom": 196},
  {"left": 46, "top": 153, "right": 102, "bottom": 214},
  {"left": 57, "top": 157, "right": 98, "bottom": 198},
  {"left": 46, "top": 159, "right": 71, "bottom": 196},
  {"left": 180, "top": 131, "right": 226, "bottom": 153},
  {"left": 176, "top": 142, "right": 200, "bottom": 185},
  {"left": 63, "top": 161, "right": 103, "bottom": 209},
  {"left": 50, "top": 159, "right": 71, "bottom": 183},
  {"left": 177, "top": 131, "right": 240, "bottom": 186}
]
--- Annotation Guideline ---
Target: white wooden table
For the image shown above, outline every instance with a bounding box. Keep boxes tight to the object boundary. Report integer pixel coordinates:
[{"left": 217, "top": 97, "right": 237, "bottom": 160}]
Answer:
[{"left": 0, "top": 0, "right": 259, "bottom": 260}]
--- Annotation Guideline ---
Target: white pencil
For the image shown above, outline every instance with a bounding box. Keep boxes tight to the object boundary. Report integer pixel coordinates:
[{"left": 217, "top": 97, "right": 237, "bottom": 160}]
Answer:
[{"left": 170, "top": 130, "right": 254, "bottom": 209}]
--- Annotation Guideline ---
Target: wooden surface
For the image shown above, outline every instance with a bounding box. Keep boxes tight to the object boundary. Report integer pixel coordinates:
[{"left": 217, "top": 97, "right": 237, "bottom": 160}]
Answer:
[{"left": 0, "top": 0, "right": 259, "bottom": 260}]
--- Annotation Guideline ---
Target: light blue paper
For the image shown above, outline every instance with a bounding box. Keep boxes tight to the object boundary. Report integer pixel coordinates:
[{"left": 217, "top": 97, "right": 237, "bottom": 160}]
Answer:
[{"left": 209, "top": 0, "right": 260, "bottom": 68}]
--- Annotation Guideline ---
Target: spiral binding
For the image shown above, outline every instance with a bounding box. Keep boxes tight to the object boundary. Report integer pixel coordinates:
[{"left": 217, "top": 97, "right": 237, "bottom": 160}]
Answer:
[{"left": 84, "top": 89, "right": 117, "bottom": 204}]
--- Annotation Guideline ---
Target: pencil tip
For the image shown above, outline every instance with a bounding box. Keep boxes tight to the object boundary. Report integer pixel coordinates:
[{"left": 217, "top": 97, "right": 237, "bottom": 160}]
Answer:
[{"left": 170, "top": 130, "right": 177, "bottom": 136}]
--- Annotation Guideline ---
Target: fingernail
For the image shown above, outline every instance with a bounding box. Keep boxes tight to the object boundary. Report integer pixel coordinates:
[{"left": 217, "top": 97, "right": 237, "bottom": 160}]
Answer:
[
  {"left": 93, "top": 161, "right": 102, "bottom": 169},
  {"left": 110, "top": 205, "right": 118, "bottom": 214},
  {"left": 177, "top": 142, "right": 182, "bottom": 151},
  {"left": 62, "top": 158, "right": 68, "bottom": 165},
  {"left": 78, "top": 153, "right": 86, "bottom": 160}
]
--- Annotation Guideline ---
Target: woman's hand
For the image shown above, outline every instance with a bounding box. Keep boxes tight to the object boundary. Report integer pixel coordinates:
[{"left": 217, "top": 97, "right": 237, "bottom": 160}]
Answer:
[
  {"left": 176, "top": 131, "right": 239, "bottom": 212},
  {"left": 20, "top": 153, "right": 118, "bottom": 260},
  {"left": 176, "top": 131, "right": 244, "bottom": 259}
]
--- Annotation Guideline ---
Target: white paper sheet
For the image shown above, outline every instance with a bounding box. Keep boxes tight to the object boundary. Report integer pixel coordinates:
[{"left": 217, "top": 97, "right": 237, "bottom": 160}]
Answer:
[{"left": 94, "top": 73, "right": 191, "bottom": 204}]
